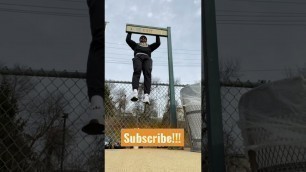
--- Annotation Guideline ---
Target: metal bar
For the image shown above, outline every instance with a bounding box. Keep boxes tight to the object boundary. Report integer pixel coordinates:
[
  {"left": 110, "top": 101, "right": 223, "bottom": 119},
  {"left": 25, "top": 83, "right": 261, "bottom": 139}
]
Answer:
[
  {"left": 0, "top": 67, "right": 86, "bottom": 78},
  {"left": 126, "top": 24, "right": 168, "bottom": 37},
  {"left": 203, "top": 0, "right": 226, "bottom": 171},
  {"left": 126, "top": 23, "right": 168, "bottom": 31},
  {"left": 0, "top": 67, "right": 264, "bottom": 88},
  {"left": 167, "top": 27, "right": 177, "bottom": 128}
]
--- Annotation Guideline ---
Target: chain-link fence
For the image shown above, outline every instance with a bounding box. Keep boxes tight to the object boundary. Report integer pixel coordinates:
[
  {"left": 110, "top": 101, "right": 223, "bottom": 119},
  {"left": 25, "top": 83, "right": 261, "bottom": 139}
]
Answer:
[
  {"left": 0, "top": 67, "right": 187, "bottom": 172},
  {"left": 0, "top": 68, "right": 104, "bottom": 172},
  {"left": 210, "top": 80, "right": 306, "bottom": 172},
  {"left": 217, "top": 82, "right": 259, "bottom": 172},
  {"left": 104, "top": 80, "right": 188, "bottom": 147},
  {"left": 1, "top": 67, "right": 306, "bottom": 172}
]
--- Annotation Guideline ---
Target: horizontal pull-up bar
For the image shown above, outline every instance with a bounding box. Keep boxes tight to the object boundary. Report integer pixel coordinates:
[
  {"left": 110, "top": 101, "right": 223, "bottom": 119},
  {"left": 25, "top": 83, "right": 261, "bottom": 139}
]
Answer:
[{"left": 126, "top": 23, "right": 168, "bottom": 37}]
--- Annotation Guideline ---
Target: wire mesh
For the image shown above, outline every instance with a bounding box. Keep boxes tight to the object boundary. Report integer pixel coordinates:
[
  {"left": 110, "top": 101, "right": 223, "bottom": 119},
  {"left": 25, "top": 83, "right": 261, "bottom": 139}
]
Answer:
[
  {"left": 0, "top": 67, "right": 104, "bottom": 172},
  {"left": 104, "top": 80, "right": 187, "bottom": 146},
  {"left": 1, "top": 67, "right": 305, "bottom": 172},
  {"left": 0, "top": 67, "right": 186, "bottom": 172}
]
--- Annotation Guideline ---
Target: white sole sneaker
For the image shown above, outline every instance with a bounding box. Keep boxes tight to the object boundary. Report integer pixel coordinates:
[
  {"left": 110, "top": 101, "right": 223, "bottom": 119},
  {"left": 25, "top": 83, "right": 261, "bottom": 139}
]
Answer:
[
  {"left": 131, "top": 91, "right": 138, "bottom": 102},
  {"left": 142, "top": 96, "right": 150, "bottom": 104},
  {"left": 143, "top": 100, "right": 150, "bottom": 105}
]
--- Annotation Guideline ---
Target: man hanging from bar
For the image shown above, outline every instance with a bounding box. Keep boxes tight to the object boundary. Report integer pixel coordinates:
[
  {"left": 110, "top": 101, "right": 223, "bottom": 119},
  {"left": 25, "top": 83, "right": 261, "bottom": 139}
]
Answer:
[
  {"left": 126, "top": 33, "right": 160, "bottom": 104},
  {"left": 82, "top": 0, "right": 105, "bottom": 135}
]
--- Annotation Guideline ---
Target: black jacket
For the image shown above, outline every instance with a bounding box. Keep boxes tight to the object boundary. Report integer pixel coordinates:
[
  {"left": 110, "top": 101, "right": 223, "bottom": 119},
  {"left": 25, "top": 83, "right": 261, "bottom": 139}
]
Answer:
[{"left": 126, "top": 33, "right": 160, "bottom": 57}]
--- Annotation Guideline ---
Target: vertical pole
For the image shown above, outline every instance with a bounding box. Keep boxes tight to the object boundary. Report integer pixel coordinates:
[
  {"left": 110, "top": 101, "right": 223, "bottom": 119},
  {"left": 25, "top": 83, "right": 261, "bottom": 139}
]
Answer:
[
  {"left": 203, "top": 0, "right": 226, "bottom": 171},
  {"left": 167, "top": 27, "right": 177, "bottom": 128},
  {"left": 60, "top": 113, "right": 68, "bottom": 172}
]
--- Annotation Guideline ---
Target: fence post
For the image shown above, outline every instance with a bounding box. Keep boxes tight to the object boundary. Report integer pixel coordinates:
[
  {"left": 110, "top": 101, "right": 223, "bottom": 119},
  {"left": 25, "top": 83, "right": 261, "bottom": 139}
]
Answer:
[
  {"left": 203, "top": 0, "right": 226, "bottom": 171},
  {"left": 167, "top": 27, "right": 177, "bottom": 128}
]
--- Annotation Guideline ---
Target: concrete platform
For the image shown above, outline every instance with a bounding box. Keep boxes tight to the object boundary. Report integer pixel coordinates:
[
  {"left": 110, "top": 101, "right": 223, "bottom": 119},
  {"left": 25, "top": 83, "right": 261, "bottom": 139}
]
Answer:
[{"left": 105, "top": 148, "right": 201, "bottom": 172}]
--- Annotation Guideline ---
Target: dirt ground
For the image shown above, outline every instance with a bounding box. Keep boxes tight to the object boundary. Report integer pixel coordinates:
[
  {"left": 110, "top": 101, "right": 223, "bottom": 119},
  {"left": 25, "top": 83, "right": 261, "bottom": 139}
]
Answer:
[{"left": 105, "top": 148, "right": 201, "bottom": 172}]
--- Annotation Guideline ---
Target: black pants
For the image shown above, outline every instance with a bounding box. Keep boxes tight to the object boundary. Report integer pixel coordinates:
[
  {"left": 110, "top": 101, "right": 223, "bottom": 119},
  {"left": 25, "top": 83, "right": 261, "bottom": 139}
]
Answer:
[
  {"left": 86, "top": 0, "right": 105, "bottom": 101},
  {"left": 132, "top": 54, "right": 152, "bottom": 94}
]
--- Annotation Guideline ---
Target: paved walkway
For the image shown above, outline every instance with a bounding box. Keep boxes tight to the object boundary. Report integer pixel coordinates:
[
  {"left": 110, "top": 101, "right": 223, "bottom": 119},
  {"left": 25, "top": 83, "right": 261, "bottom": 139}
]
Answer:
[{"left": 105, "top": 148, "right": 201, "bottom": 172}]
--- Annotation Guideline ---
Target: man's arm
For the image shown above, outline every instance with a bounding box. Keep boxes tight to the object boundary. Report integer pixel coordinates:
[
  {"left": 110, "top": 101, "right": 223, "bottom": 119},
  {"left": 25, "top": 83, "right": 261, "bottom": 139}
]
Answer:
[
  {"left": 149, "top": 36, "right": 161, "bottom": 52},
  {"left": 126, "top": 33, "right": 137, "bottom": 50}
]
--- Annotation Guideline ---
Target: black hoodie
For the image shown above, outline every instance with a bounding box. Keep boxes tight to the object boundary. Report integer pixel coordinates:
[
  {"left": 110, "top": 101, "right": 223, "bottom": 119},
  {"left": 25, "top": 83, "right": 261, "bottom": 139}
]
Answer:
[{"left": 126, "top": 33, "right": 161, "bottom": 57}]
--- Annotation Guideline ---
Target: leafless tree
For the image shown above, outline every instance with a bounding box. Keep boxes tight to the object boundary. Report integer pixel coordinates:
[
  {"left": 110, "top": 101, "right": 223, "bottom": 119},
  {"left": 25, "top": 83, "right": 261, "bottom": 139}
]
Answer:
[
  {"left": 113, "top": 88, "right": 128, "bottom": 115},
  {"left": 25, "top": 92, "right": 75, "bottom": 171},
  {"left": 219, "top": 58, "right": 242, "bottom": 82},
  {"left": 284, "top": 63, "right": 306, "bottom": 78},
  {"left": 161, "top": 78, "right": 181, "bottom": 127}
]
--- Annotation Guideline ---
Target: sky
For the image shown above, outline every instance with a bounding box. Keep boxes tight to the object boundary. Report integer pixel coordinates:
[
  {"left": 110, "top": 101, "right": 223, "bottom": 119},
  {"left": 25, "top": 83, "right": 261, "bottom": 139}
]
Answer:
[
  {"left": 0, "top": 0, "right": 201, "bottom": 85},
  {"left": 214, "top": 0, "right": 306, "bottom": 81},
  {"left": 105, "top": 0, "right": 201, "bottom": 84},
  {"left": 0, "top": 0, "right": 306, "bottom": 83}
]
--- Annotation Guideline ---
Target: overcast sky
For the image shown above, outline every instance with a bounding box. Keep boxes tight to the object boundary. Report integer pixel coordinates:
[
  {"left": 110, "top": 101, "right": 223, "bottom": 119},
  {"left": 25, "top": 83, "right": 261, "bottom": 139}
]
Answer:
[
  {"left": 215, "top": 0, "right": 306, "bottom": 81},
  {"left": 0, "top": 0, "right": 306, "bottom": 83},
  {"left": 105, "top": 0, "right": 201, "bottom": 84}
]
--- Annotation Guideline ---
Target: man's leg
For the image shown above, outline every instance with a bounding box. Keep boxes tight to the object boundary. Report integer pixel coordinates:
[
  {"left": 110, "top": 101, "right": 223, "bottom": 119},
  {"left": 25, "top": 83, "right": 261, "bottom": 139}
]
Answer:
[
  {"left": 142, "top": 56, "right": 152, "bottom": 104},
  {"left": 131, "top": 56, "right": 142, "bottom": 101},
  {"left": 82, "top": 0, "right": 105, "bottom": 135}
]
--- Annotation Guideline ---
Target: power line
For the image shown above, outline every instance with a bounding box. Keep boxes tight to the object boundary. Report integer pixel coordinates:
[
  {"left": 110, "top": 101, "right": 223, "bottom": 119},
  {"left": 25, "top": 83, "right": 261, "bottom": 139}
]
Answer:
[
  {"left": 105, "top": 51, "right": 200, "bottom": 59},
  {"left": 105, "top": 56, "right": 200, "bottom": 62},
  {"left": 0, "top": 2, "right": 87, "bottom": 11},
  {"left": 105, "top": 61, "right": 201, "bottom": 67},
  {"left": 241, "top": 69, "right": 287, "bottom": 72},
  {"left": 105, "top": 59, "right": 200, "bottom": 65},
  {"left": 230, "top": 0, "right": 306, "bottom": 5},
  {"left": 217, "top": 19, "right": 306, "bottom": 22},
  {"left": 57, "top": 0, "right": 84, "bottom": 2},
  {"left": 0, "top": 7, "right": 87, "bottom": 17},
  {"left": 106, "top": 48, "right": 201, "bottom": 56},
  {"left": 105, "top": 43, "right": 201, "bottom": 55},
  {"left": 105, "top": 58, "right": 200, "bottom": 65},
  {"left": 218, "top": 9, "right": 306, "bottom": 15},
  {"left": 217, "top": 22, "right": 306, "bottom": 26},
  {"left": 5, "top": 0, "right": 84, "bottom": 3},
  {"left": 105, "top": 42, "right": 201, "bottom": 52},
  {"left": 1, "top": 5, "right": 306, "bottom": 26},
  {"left": 217, "top": 14, "right": 306, "bottom": 18}
]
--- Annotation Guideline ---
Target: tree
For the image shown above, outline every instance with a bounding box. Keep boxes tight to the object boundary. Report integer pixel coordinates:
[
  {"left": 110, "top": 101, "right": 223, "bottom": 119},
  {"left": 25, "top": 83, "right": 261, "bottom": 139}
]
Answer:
[
  {"left": 25, "top": 92, "right": 74, "bottom": 172},
  {"left": 284, "top": 63, "right": 306, "bottom": 78},
  {"left": 130, "top": 78, "right": 160, "bottom": 127},
  {"left": 105, "top": 83, "right": 117, "bottom": 117},
  {"left": 161, "top": 78, "right": 181, "bottom": 127},
  {"left": 85, "top": 136, "right": 104, "bottom": 172},
  {"left": 0, "top": 77, "right": 34, "bottom": 172},
  {"left": 219, "top": 58, "right": 241, "bottom": 82},
  {"left": 113, "top": 88, "right": 128, "bottom": 115},
  {"left": 143, "top": 99, "right": 158, "bottom": 118}
]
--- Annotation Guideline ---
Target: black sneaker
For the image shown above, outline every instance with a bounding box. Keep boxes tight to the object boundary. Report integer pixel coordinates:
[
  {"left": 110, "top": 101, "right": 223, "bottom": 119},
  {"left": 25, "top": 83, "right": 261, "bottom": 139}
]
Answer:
[{"left": 82, "top": 119, "right": 105, "bottom": 135}]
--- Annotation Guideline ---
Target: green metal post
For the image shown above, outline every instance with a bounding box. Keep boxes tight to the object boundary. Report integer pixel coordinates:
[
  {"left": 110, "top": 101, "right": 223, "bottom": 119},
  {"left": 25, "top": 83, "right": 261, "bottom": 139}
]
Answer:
[
  {"left": 167, "top": 27, "right": 177, "bottom": 128},
  {"left": 203, "top": 0, "right": 226, "bottom": 171}
]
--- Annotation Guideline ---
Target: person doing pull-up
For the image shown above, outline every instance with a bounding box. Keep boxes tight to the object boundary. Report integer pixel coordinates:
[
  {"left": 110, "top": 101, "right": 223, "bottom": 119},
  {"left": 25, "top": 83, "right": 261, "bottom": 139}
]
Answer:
[
  {"left": 126, "top": 33, "right": 160, "bottom": 104},
  {"left": 81, "top": 0, "right": 105, "bottom": 135}
]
